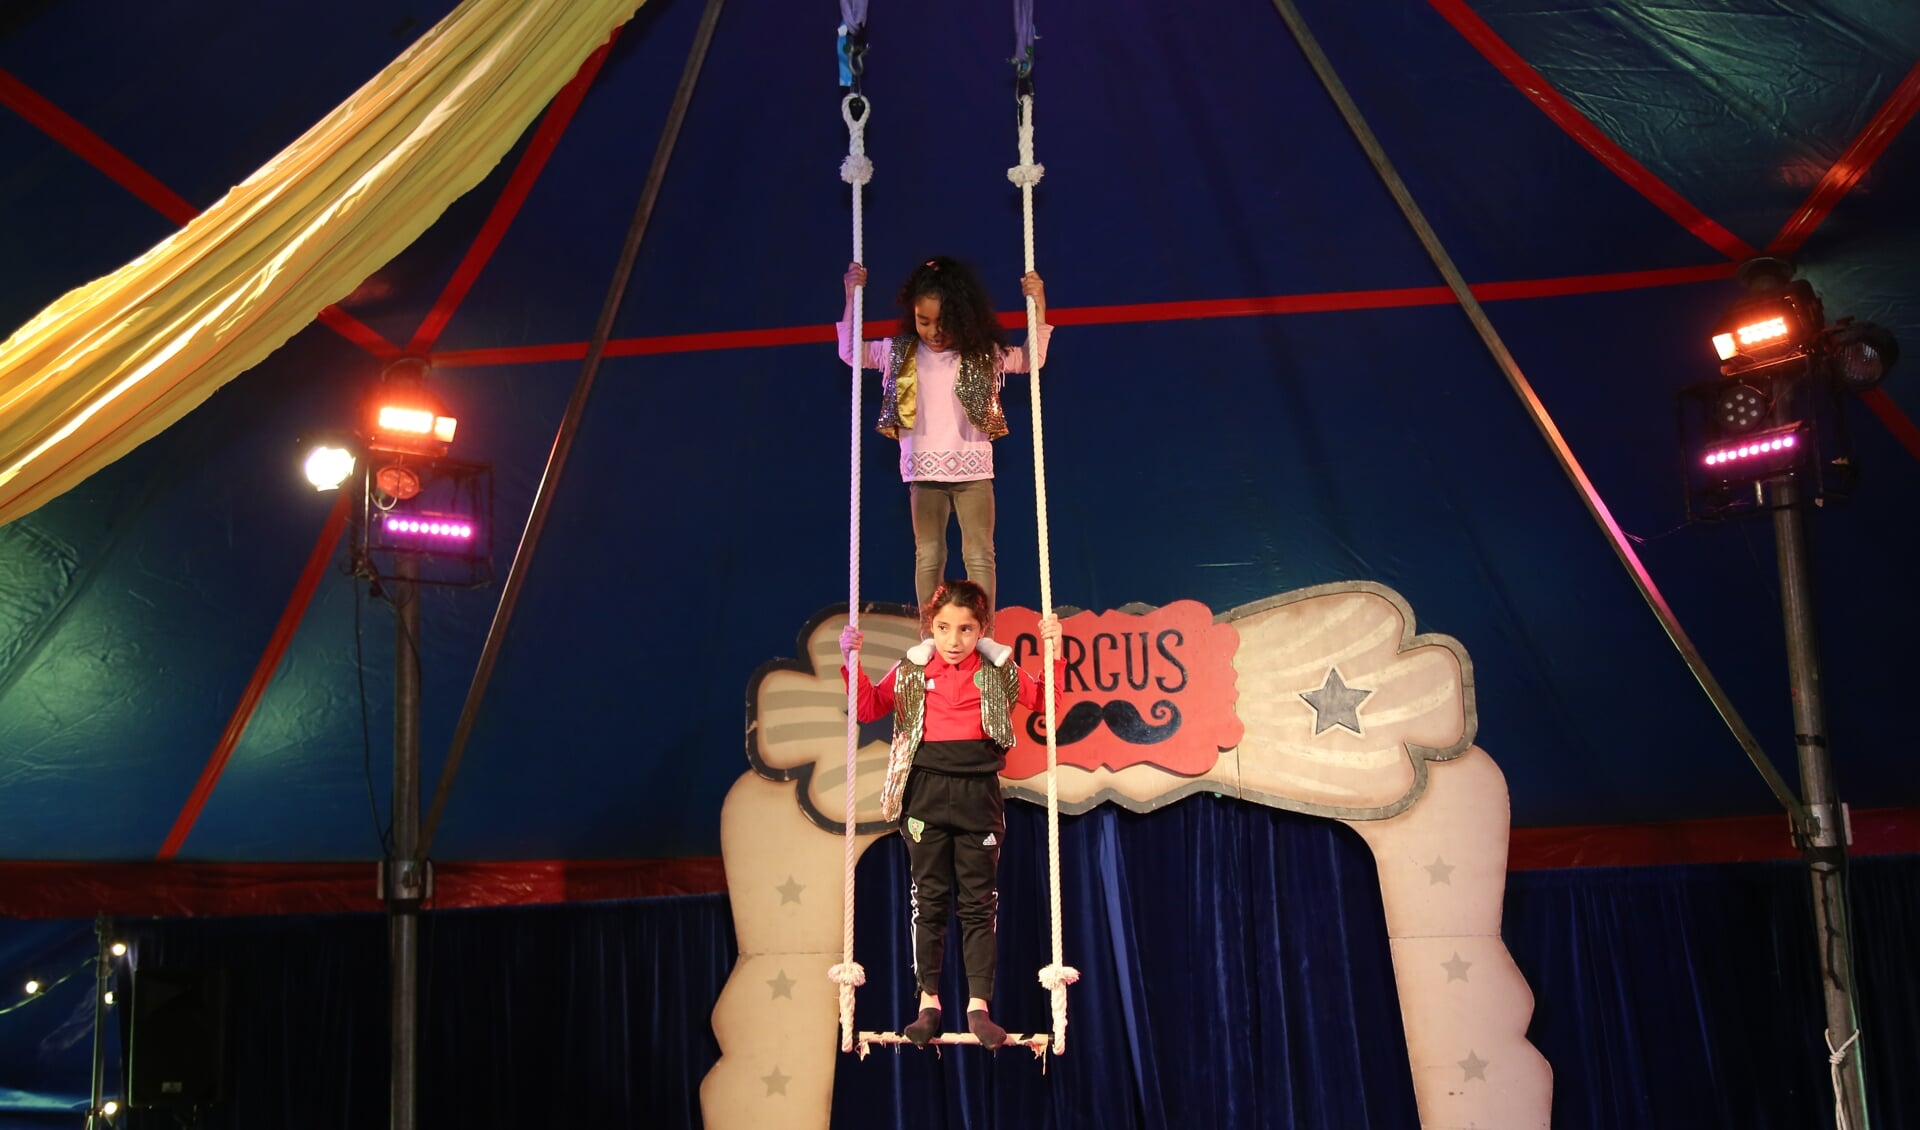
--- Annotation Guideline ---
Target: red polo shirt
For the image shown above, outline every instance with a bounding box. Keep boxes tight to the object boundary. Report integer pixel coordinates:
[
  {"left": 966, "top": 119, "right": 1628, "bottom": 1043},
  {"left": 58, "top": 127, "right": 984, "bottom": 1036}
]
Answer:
[{"left": 844, "top": 648, "right": 1065, "bottom": 741}]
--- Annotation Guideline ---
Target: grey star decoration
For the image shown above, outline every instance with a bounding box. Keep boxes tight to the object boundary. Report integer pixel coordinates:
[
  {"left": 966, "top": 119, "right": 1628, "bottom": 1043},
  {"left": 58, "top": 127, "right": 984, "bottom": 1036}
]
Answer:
[
  {"left": 767, "top": 970, "right": 796, "bottom": 999},
  {"left": 1299, "top": 667, "right": 1371, "bottom": 735},
  {"left": 1442, "top": 952, "right": 1473, "bottom": 982},
  {"left": 858, "top": 715, "right": 893, "bottom": 748},
  {"left": 776, "top": 876, "right": 805, "bottom": 904},
  {"left": 762, "top": 1066, "right": 791, "bottom": 1096},
  {"left": 1458, "top": 1050, "right": 1489, "bottom": 1082},
  {"left": 1425, "top": 856, "right": 1455, "bottom": 885}
]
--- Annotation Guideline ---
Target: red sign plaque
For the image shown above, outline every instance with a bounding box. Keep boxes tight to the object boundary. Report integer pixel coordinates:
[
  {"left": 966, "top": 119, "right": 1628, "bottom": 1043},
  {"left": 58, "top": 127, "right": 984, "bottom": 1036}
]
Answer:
[{"left": 995, "top": 600, "right": 1242, "bottom": 779}]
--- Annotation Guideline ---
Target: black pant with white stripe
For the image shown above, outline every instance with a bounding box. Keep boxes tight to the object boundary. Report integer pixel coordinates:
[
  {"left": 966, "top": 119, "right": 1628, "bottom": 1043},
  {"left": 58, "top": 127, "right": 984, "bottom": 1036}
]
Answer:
[{"left": 900, "top": 764, "right": 1005, "bottom": 1001}]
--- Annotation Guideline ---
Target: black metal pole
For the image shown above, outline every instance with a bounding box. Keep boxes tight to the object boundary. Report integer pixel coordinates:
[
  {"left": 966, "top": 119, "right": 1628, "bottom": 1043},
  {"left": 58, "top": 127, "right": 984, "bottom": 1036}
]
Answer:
[
  {"left": 1770, "top": 478, "right": 1870, "bottom": 1128},
  {"left": 388, "top": 554, "right": 423, "bottom": 1130},
  {"left": 87, "top": 914, "right": 109, "bottom": 1129}
]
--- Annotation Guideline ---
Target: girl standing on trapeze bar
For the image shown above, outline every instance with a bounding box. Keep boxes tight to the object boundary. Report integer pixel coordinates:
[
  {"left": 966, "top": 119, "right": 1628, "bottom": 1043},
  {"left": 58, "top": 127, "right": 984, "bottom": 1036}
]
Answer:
[
  {"left": 839, "top": 579, "right": 1063, "bottom": 1049},
  {"left": 839, "top": 257, "right": 1051, "bottom": 610}
]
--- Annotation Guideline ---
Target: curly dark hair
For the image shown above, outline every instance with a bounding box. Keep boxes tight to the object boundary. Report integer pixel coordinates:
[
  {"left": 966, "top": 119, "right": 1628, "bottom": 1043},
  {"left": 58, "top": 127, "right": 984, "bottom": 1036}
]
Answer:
[
  {"left": 896, "top": 256, "right": 1008, "bottom": 356},
  {"left": 919, "top": 578, "right": 994, "bottom": 635}
]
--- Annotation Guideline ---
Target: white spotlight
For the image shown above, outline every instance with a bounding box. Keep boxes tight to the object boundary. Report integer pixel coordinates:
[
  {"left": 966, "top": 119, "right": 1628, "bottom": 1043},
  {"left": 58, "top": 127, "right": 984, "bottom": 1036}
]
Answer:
[{"left": 304, "top": 445, "right": 357, "bottom": 491}]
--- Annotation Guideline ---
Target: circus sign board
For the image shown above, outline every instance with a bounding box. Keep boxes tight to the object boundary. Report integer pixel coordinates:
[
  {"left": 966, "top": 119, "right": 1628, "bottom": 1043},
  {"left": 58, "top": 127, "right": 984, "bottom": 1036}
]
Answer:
[
  {"left": 744, "top": 582, "right": 1478, "bottom": 835},
  {"left": 995, "top": 600, "right": 1242, "bottom": 780},
  {"left": 715, "top": 581, "right": 1547, "bottom": 1130}
]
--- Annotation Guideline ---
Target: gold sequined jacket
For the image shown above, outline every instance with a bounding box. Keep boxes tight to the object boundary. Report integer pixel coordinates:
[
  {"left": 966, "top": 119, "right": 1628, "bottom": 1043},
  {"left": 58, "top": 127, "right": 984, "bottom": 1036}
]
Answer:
[
  {"left": 874, "top": 334, "right": 1010, "bottom": 442},
  {"left": 877, "top": 639, "right": 1021, "bottom": 823}
]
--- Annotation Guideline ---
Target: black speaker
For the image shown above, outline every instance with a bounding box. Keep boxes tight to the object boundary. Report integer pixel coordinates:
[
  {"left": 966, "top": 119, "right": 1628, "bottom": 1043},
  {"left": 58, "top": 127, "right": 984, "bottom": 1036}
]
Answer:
[{"left": 127, "top": 967, "right": 230, "bottom": 1108}]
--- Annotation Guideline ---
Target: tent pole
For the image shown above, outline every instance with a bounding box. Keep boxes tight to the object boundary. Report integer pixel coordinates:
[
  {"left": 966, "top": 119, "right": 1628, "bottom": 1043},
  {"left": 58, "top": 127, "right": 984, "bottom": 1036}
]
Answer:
[
  {"left": 1265, "top": 0, "right": 1800, "bottom": 815},
  {"left": 1771, "top": 479, "right": 1871, "bottom": 1128},
  {"left": 387, "top": 554, "right": 424, "bottom": 1130}
]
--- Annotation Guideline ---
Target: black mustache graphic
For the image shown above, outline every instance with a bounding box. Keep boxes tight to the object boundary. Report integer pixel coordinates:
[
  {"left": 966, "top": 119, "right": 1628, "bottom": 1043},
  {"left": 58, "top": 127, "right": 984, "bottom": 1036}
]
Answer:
[
  {"left": 1025, "top": 699, "right": 1181, "bottom": 745},
  {"left": 1028, "top": 701, "right": 1105, "bottom": 744}
]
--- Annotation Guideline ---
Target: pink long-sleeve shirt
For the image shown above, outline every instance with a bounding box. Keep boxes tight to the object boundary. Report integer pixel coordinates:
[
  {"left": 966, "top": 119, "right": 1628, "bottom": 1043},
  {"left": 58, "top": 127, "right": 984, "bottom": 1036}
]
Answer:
[{"left": 837, "top": 322, "right": 1053, "bottom": 483}]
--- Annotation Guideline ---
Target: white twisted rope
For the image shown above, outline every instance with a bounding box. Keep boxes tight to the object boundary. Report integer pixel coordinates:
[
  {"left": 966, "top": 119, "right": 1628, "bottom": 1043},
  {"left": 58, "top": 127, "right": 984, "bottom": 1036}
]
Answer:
[
  {"left": 1827, "top": 1027, "right": 1863, "bottom": 1130},
  {"left": 1037, "top": 963, "right": 1079, "bottom": 1054},
  {"left": 840, "top": 95, "right": 874, "bottom": 188},
  {"left": 1007, "top": 112, "right": 1045, "bottom": 189},
  {"left": 1008, "top": 90, "right": 1073, "bottom": 1054},
  {"left": 833, "top": 90, "right": 872, "bottom": 1054}
]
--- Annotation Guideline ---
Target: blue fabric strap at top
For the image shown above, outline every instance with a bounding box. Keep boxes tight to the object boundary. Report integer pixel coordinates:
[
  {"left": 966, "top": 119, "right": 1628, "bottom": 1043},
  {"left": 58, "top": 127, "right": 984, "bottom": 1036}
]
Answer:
[
  {"left": 837, "top": 17, "right": 866, "bottom": 88},
  {"left": 1013, "top": 0, "right": 1035, "bottom": 71}
]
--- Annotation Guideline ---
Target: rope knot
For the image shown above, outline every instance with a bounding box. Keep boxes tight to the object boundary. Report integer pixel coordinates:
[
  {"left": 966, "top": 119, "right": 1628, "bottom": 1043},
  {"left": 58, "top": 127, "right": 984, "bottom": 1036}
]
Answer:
[
  {"left": 828, "top": 961, "right": 868, "bottom": 987},
  {"left": 1038, "top": 964, "right": 1078, "bottom": 1054},
  {"left": 1006, "top": 161, "right": 1046, "bottom": 188},
  {"left": 841, "top": 154, "right": 874, "bottom": 185},
  {"left": 1037, "top": 963, "right": 1079, "bottom": 991}
]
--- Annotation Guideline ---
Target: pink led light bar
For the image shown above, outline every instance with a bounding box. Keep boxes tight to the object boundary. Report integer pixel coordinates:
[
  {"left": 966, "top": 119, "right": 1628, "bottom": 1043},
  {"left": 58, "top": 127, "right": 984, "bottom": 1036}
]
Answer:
[
  {"left": 1702, "top": 433, "right": 1797, "bottom": 467},
  {"left": 383, "top": 515, "right": 475, "bottom": 540}
]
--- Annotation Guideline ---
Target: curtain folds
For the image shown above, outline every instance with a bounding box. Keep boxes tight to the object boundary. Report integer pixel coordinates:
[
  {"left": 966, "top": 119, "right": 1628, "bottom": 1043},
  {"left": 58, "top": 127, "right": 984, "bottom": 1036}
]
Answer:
[
  {"left": 832, "top": 800, "right": 1423, "bottom": 1129},
  {"left": 112, "top": 896, "right": 733, "bottom": 1130},
  {"left": 0, "top": 0, "right": 642, "bottom": 527},
  {"left": 0, "top": 806, "right": 1907, "bottom": 1127}
]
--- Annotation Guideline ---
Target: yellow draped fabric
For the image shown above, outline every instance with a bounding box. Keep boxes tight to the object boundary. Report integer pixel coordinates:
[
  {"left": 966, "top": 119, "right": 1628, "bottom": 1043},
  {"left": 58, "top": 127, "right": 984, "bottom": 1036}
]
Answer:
[{"left": 0, "top": 0, "right": 644, "bottom": 527}]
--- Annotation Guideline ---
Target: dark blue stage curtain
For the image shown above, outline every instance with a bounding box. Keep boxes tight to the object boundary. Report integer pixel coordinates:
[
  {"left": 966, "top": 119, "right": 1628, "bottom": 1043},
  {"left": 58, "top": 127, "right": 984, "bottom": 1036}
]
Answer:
[
  {"left": 835, "top": 800, "right": 1920, "bottom": 1129},
  {"left": 115, "top": 894, "right": 734, "bottom": 1130},
  {"left": 19, "top": 803, "right": 1900, "bottom": 1129},
  {"left": 1507, "top": 855, "right": 1919, "bottom": 1130},
  {"left": 833, "top": 798, "right": 1422, "bottom": 1129}
]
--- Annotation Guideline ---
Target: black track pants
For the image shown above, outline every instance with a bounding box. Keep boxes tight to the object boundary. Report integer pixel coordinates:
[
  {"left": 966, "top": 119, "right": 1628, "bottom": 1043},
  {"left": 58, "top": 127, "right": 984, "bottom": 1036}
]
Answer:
[{"left": 900, "top": 768, "right": 1005, "bottom": 1001}]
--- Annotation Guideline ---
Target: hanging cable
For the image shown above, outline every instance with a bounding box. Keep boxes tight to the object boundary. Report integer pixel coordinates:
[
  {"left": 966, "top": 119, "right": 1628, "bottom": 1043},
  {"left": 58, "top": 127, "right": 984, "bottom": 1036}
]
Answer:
[
  {"left": 1007, "top": 45, "right": 1077, "bottom": 1054},
  {"left": 826, "top": 28, "right": 874, "bottom": 1055}
]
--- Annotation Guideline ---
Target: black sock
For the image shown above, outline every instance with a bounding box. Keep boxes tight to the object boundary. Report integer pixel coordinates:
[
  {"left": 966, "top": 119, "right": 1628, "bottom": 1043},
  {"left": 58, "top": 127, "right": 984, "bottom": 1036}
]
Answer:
[
  {"left": 967, "top": 1009, "right": 1006, "bottom": 1051},
  {"left": 904, "top": 1007, "right": 941, "bottom": 1048}
]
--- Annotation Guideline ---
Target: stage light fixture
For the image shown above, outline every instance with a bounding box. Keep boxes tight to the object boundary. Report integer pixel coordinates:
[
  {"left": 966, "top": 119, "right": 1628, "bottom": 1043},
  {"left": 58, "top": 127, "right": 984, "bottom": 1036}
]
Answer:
[
  {"left": 1678, "top": 257, "right": 1895, "bottom": 520},
  {"left": 383, "top": 513, "right": 476, "bottom": 542},
  {"left": 334, "top": 359, "right": 492, "bottom": 586},
  {"left": 1713, "top": 382, "right": 1771, "bottom": 433},
  {"left": 23, "top": 979, "right": 40, "bottom": 995},
  {"left": 303, "top": 444, "right": 357, "bottom": 491},
  {"left": 374, "top": 405, "right": 458, "bottom": 445},
  {"left": 101, "top": 1101, "right": 120, "bottom": 1117},
  {"left": 1699, "top": 422, "right": 1807, "bottom": 483},
  {"left": 360, "top": 457, "right": 494, "bottom": 587},
  {"left": 376, "top": 464, "right": 424, "bottom": 501},
  {"left": 103, "top": 990, "right": 115, "bottom": 1005},
  {"left": 1828, "top": 320, "right": 1900, "bottom": 391},
  {"left": 1710, "top": 284, "right": 1823, "bottom": 373},
  {"left": 109, "top": 942, "right": 127, "bottom": 958},
  {"left": 365, "top": 358, "right": 457, "bottom": 458}
]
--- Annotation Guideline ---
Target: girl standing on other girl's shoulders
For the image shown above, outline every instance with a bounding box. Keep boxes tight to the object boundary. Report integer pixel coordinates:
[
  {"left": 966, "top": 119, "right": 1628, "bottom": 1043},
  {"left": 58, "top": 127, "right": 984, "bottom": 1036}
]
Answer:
[{"left": 839, "top": 257, "right": 1052, "bottom": 610}]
